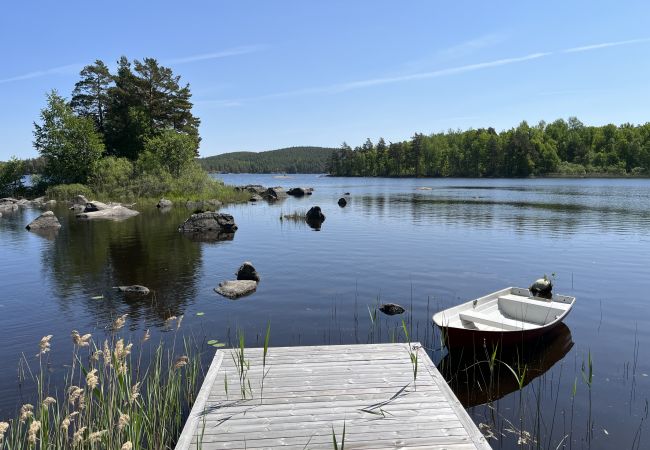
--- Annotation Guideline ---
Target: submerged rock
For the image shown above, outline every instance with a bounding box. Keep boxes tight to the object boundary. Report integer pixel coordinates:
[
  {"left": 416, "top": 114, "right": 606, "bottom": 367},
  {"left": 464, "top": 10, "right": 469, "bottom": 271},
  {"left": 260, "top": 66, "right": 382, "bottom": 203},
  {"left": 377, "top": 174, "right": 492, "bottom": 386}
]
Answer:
[
  {"left": 530, "top": 277, "right": 553, "bottom": 299},
  {"left": 236, "top": 261, "right": 260, "bottom": 282},
  {"left": 157, "top": 198, "right": 173, "bottom": 208},
  {"left": 26, "top": 211, "right": 62, "bottom": 230},
  {"left": 379, "top": 303, "right": 406, "bottom": 316},
  {"left": 114, "top": 285, "right": 150, "bottom": 295},
  {"left": 287, "top": 187, "right": 313, "bottom": 197},
  {"left": 338, "top": 197, "right": 347, "bottom": 207},
  {"left": 215, "top": 280, "right": 257, "bottom": 299}
]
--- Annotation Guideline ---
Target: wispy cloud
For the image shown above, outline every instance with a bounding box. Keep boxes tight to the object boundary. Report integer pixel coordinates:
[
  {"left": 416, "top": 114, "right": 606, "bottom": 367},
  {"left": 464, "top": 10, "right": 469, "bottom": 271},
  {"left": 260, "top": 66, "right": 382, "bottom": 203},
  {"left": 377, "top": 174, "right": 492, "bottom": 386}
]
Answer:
[
  {"left": 0, "top": 63, "right": 82, "bottom": 85},
  {"left": 563, "top": 38, "right": 650, "bottom": 53},
  {"left": 166, "top": 45, "right": 266, "bottom": 65},
  {"left": 202, "top": 37, "right": 649, "bottom": 106}
]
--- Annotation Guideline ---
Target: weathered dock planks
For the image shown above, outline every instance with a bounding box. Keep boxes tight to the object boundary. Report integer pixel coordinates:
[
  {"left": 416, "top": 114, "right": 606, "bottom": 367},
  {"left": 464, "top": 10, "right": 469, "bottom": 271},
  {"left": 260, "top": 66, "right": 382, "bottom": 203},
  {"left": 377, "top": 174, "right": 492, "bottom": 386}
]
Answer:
[{"left": 176, "top": 343, "right": 490, "bottom": 449}]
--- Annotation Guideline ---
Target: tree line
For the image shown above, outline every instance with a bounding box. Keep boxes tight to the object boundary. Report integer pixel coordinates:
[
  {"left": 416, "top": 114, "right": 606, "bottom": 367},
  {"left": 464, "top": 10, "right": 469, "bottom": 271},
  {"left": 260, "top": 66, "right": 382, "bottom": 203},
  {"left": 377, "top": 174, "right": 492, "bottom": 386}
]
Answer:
[
  {"left": 199, "top": 147, "right": 336, "bottom": 173},
  {"left": 1, "top": 57, "right": 238, "bottom": 200},
  {"left": 328, "top": 118, "right": 650, "bottom": 178}
]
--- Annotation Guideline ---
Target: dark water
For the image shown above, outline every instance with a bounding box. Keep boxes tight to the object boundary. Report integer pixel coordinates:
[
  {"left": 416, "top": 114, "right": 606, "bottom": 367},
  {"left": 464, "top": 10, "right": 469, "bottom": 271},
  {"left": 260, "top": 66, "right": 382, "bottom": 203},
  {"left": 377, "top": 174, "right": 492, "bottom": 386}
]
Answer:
[{"left": 1, "top": 175, "right": 649, "bottom": 449}]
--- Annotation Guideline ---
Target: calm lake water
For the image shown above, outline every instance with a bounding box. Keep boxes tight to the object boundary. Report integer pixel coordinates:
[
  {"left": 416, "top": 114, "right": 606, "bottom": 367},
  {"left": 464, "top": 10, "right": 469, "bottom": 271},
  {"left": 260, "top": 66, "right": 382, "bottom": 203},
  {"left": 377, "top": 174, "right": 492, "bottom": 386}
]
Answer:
[{"left": 1, "top": 175, "right": 649, "bottom": 449}]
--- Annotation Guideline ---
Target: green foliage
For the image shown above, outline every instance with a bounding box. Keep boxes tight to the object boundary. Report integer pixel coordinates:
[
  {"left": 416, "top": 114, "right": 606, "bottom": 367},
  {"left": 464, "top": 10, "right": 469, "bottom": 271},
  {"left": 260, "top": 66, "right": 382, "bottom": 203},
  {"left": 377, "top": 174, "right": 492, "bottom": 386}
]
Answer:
[
  {"left": 329, "top": 118, "right": 650, "bottom": 178},
  {"left": 33, "top": 90, "right": 105, "bottom": 185},
  {"left": 104, "top": 57, "right": 200, "bottom": 160},
  {"left": 142, "top": 131, "right": 197, "bottom": 177},
  {"left": 0, "top": 157, "right": 24, "bottom": 197},
  {"left": 88, "top": 156, "right": 134, "bottom": 197},
  {"left": 199, "top": 146, "right": 337, "bottom": 173},
  {"left": 70, "top": 60, "right": 112, "bottom": 134},
  {"left": 45, "top": 183, "right": 95, "bottom": 200}
]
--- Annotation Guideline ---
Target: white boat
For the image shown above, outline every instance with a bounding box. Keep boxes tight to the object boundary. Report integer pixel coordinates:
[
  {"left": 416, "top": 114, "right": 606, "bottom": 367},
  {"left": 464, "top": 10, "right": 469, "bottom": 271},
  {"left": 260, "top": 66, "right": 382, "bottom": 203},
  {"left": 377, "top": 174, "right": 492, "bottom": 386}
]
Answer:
[{"left": 432, "top": 287, "right": 575, "bottom": 349}]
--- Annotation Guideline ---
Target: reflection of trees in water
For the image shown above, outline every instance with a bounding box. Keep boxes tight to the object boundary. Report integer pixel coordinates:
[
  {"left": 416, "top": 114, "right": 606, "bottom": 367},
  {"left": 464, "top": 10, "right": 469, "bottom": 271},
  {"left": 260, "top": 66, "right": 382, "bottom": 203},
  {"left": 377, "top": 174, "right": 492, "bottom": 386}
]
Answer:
[
  {"left": 357, "top": 193, "right": 650, "bottom": 235},
  {"left": 42, "top": 207, "right": 221, "bottom": 324}
]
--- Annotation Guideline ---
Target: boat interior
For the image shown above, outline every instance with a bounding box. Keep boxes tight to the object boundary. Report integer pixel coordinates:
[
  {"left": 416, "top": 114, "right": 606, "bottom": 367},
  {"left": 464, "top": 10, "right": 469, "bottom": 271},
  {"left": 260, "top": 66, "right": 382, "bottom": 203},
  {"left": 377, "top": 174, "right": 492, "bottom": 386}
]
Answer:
[{"left": 434, "top": 288, "right": 574, "bottom": 332}]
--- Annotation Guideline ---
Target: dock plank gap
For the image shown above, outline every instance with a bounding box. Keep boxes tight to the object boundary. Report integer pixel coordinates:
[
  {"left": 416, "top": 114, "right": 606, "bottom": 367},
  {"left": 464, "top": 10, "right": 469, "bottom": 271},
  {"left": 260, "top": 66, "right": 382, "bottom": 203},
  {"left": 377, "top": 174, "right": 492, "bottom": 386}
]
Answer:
[{"left": 176, "top": 343, "right": 491, "bottom": 449}]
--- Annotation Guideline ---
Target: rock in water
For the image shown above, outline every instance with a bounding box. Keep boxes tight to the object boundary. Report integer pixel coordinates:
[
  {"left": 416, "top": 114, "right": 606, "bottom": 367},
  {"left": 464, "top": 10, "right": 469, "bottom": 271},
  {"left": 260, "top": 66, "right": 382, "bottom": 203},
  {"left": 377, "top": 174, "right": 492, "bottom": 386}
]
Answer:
[
  {"left": 77, "top": 205, "right": 139, "bottom": 220},
  {"left": 379, "top": 303, "right": 406, "bottom": 315},
  {"left": 0, "top": 198, "right": 19, "bottom": 212},
  {"left": 115, "top": 285, "right": 150, "bottom": 295},
  {"left": 26, "top": 211, "right": 62, "bottom": 230},
  {"left": 530, "top": 277, "right": 553, "bottom": 299},
  {"left": 157, "top": 198, "right": 172, "bottom": 208},
  {"left": 249, "top": 194, "right": 263, "bottom": 202},
  {"left": 338, "top": 197, "right": 347, "bottom": 207},
  {"left": 71, "top": 195, "right": 89, "bottom": 206},
  {"left": 287, "top": 187, "right": 314, "bottom": 197},
  {"left": 178, "top": 212, "right": 237, "bottom": 234},
  {"left": 236, "top": 261, "right": 260, "bottom": 282},
  {"left": 261, "top": 187, "right": 287, "bottom": 201},
  {"left": 305, "top": 206, "right": 326, "bottom": 230},
  {"left": 215, "top": 280, "right": 257, "bottom": 299}
]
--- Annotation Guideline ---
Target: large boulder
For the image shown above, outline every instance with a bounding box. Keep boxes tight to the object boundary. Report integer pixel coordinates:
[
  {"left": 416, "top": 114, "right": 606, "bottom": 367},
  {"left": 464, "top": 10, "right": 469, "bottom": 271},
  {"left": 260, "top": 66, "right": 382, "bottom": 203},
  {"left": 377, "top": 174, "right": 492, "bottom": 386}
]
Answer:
[
  {"left": 0, "top": 198, "right": 19, "bottom": 212},
  {"left": 249, "top": 194, "right": 263, "bottom": 202},
  {"left": 77, "top": 205, "right": 139, "bottom": 220},
  {"left": 236, "top": 261, "right": 260, "bottom": 282},
  {"left": 26, "top": 211, "right": 62, "bottom": 230},
  {"left": 157, "top": 198, "right": 173, "bottom": 208},
  {"left": 83, "top": 201, "right": 110, "bottom": 212},
  {"left": 16, "top": 198, "right": 31, "bottom": 207},
  {"left": 71, "top": 195, "right": 89, "bottom": 206},
  {"left": 215, "top": 280, "right": 257, "bottom": 299},
  {"left": 178, "top": 212, "right": 237, "bottom": 234},
  {"left": 287, "top": 187, "right": 314, "bottom": 197},
  {"left": 261, "top": 186, "right": 287, "bottom": 201}
]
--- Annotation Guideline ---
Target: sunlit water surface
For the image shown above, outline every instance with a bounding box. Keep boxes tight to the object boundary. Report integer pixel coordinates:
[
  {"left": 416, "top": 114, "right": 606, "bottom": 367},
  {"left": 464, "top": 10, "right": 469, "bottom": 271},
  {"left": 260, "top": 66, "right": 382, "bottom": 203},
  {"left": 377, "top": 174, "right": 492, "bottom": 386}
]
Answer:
[{"left": 1, "top": 175, "right": 649, "bottom": 449}]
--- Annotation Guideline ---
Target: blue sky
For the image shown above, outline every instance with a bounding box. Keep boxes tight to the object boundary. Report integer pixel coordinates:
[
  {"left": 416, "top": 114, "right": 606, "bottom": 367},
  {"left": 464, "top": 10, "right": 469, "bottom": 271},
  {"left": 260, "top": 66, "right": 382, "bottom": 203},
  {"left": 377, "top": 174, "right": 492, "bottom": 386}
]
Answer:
[{"left": 1, "top": 1, "right": 649, "bottom": 160}]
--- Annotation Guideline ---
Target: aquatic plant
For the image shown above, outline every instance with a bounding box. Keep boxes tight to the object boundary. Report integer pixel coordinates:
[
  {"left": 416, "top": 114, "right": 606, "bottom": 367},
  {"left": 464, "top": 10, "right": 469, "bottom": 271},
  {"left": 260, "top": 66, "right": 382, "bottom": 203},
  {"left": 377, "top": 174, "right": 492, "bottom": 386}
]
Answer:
[{"left": 0, "top": 317, "right": 202, "bottom": 450}]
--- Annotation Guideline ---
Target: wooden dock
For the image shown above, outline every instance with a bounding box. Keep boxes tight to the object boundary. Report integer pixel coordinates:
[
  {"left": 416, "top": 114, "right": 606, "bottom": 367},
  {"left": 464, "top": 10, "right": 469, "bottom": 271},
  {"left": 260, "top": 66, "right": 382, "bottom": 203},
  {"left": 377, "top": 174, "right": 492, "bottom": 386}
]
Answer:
[{"left": 175, "top": 343, "right": 490, "bottom": 449}]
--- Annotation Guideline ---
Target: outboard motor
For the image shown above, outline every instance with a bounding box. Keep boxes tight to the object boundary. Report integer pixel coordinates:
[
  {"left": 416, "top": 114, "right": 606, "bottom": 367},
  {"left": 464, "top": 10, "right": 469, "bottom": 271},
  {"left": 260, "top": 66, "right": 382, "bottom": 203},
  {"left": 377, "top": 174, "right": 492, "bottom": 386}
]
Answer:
[{"left": 530, "top": 277, "right": 553, "bottom": 299}]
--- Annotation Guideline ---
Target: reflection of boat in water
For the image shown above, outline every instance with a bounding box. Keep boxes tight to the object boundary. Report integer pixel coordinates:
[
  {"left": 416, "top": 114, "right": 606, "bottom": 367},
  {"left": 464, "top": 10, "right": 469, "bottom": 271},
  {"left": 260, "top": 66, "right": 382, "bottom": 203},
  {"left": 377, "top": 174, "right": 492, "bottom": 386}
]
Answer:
[
  {"left": 433, "top": 287, "right": 575, "bottom": 349},
  {"left": 438, "top": 323, "right": 574, "bottom": 407}
]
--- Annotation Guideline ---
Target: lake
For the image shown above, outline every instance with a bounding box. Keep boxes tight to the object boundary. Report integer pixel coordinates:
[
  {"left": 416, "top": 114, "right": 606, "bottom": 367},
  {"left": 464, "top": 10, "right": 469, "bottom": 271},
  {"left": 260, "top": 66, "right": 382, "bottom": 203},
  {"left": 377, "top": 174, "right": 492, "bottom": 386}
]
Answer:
[{"left": 1, "top": 175, "right": 649, "bottom": 449}]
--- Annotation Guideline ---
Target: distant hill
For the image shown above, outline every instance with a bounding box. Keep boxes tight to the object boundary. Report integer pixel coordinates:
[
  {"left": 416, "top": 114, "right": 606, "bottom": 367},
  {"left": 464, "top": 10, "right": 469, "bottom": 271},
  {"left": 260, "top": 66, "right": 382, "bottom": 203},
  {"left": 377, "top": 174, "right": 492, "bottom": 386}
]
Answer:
[{"left": 198, "top": 146, "right": 336, "bottom": 174}]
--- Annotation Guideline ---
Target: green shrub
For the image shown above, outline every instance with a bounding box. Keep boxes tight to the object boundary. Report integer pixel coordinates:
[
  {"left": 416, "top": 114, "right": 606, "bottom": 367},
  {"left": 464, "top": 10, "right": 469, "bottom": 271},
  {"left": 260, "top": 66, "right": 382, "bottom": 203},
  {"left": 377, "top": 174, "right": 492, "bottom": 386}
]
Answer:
[
  {"left": 46, "top": 183, "right": 95, "bottom": 201},
  {"left": 89, "top": 157, "right": 134, "bottom": 198}
]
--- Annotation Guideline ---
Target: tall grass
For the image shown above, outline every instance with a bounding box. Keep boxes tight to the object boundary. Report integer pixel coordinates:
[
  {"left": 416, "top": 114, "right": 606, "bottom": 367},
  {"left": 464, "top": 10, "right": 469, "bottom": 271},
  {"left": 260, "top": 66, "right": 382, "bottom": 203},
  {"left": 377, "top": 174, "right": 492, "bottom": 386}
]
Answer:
[{"left": 0, "top": 317, "right": 201, "bottom": 450}]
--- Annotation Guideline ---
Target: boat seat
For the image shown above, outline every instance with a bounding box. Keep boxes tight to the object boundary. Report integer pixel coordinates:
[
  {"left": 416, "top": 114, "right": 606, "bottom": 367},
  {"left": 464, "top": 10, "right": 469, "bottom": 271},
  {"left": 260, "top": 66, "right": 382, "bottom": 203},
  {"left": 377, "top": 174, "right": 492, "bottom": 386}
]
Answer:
[
  {"left": 498, "top": 294, "right": 572, "bottom": 312},
  {"left": 458, "top": 311, "right": 536, "bottom": 331}
]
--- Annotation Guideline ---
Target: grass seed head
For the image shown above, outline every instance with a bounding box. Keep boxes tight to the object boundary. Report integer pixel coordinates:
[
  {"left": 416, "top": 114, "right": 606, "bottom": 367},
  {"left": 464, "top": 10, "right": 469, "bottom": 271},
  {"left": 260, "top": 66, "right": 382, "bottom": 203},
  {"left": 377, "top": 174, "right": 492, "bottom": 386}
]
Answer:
[
  {"left": 121, "top": 441, "right": 133, "bottom": 450},
  {"left": 19, "top": 404, "right": 34, "bottom": 422},
  {"left": 37, "top": 335, "right": 53, "bottom": 356}
]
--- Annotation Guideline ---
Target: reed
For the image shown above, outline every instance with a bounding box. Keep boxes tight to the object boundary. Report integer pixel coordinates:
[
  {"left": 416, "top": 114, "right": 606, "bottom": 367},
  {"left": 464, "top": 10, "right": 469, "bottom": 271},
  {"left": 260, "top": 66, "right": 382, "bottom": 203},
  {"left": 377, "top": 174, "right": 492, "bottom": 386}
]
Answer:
[{"left": 0, "top": 317, "right": 202, "bottom": 450}]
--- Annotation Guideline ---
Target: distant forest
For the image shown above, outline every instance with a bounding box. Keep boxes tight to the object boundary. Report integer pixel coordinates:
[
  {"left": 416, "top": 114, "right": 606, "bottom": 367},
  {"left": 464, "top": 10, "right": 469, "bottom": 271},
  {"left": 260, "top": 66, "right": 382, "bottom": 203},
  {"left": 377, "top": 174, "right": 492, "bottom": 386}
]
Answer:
[
  {"left": 328, "top": 118, "right": 650, "bottom": 178},
  {"left": 199, "top": 146, "right": 336, "bottom": 173}
]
